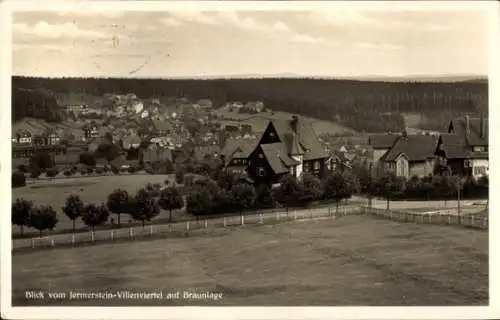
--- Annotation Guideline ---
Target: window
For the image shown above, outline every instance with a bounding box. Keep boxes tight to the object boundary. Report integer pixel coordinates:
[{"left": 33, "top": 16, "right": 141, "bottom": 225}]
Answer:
[
  {"left": 314, "top": 160, "right": 320, "bottom": 170},
  {"left": 257, "top": 167, "right": 265, "bottom": 177},
  {"left": 258, "top": 153, "right": 264, "bottom": 159},
  {"left": 474, "top": 166, "right": 487, "bottom": 176},
  {"left": 290, "top": 166, "right": 296, "bottom": 176},
  {"left": 464, "top": 160, "right": 472, "bottom": 167},
  {"left": 473, "top": 146, "right": 485, "bottom": 152}
]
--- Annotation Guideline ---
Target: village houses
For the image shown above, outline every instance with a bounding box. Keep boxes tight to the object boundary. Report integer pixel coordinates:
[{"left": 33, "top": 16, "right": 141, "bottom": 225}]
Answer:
[{"left": 222, "top": 115, "right": 329, "bottom": 186}]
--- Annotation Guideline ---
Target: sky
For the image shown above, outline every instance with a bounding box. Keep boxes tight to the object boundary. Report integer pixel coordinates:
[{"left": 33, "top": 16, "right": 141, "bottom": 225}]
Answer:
[{"left": 11, "top": 6, "right": 491, "bottom": 78}]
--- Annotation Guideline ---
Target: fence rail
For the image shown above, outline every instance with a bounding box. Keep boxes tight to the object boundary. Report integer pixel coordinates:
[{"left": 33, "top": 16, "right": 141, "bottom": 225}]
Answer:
[
  {"left": 13, "top": 206, "right": 357, "bottom": 251},
  {"left": 12, "top": 205, "right": 488, "bottom": 252},
  {"left": 360, "top": 206, "right": 488, "bottom": 230}
]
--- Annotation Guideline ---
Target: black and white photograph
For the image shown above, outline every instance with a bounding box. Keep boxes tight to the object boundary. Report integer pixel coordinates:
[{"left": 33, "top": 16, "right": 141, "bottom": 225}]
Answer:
[{"left": 3, "top": 0, "right": 499, "bottom": 318}]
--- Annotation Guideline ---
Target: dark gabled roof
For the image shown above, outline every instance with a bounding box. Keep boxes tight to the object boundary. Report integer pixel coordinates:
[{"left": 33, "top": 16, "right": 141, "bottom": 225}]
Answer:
[
  {"left": 221, "top": 138, "right": 259, "bottom": 160},
  {"left": 368, "top": 134, "right": 401, "bottom": 149},
  {"left": 449, "top": 115, "right": 488, "bottom": 146},
  {"left": 266, "top": 117, "right": 328, "bottom": 161},
  {"left": 437, "top": 133, "right": 489, "bottom": 160},
  {"left": 261, "top": 144, "right": 291, "bottom": 174},
  {"left": 261, "top": 143, "right": 300, "bottom": 168},
  {"left": 381, "top": 135, "right": 438, "bottom": 162}
]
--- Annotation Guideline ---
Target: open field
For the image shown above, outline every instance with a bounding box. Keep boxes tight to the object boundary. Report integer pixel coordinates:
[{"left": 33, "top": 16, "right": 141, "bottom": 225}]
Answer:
[
  {"left": 12, "top": 215, "right": 488, "bottom": 306},
  {"left": 12, "top": 175, "right": 175, "bottom": 232}
]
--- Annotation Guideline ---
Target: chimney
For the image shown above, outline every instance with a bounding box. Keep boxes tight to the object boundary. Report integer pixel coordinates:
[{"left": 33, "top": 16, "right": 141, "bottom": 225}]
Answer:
[
  {"left": 465, "top": 115, "right": 470, "bottom": 134},
  {"left": 480, "top": 113, "right": 486, "bottom": 138},
  {"left": 402, "top": 126, "right": 408, "bottom": 137},
  {"left": 291, "top": 115, "right": 298, "bottom": 132}
]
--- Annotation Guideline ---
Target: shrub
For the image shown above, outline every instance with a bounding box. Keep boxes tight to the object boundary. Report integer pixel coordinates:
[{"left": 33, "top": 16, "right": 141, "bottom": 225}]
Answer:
[
  {"left": 30, "top": 170, "right": 41, "bottom": 179},
  {"left": 12, "top": 171, "right": 27, "bottom": 188},
  {"left": 45, "top": 168, "right": 58, "bottom": 178},
  {"left": 128, "top": 166, "right": 136, "bottom": 174},
  {"left": 63, "top": 170, "right": 72, "bottom": 178},
  {"left": 79, "top": 168, "right": 87, "bottom": 175},
  {"left": 95, "top": 168, "right": 104, "bottom": 174},
  {"left": 87, "top": 167, "right": 94, "bottom": 175},
  {"left": 12, "top": 198, "right": 33, "bottom": 235},
  {"left": 29, "top": 205, "right": 58, "bottom": 237},
  {"left": 17, "top": 164, "right": 28, "bottom": 173},
  {"left": 111, "top": 166, "right": 120, "bottom": 175}
]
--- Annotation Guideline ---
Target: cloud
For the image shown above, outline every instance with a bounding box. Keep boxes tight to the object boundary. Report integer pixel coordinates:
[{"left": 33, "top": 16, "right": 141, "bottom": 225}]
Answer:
[
  {"left": 14, "top": 21, "right": 106, "bottom": 39},
  {"left": 289, "top": 34, "right": 326, "bottom": 44},
  {"left": 307, "top": 11, "right": 376, "bottom": 26}
]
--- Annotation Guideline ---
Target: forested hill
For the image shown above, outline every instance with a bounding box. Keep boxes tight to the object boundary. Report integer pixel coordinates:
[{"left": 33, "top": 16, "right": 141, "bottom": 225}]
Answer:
[
  {"left": 12, "top": 76, "right": 488, "bottom": 132},
  {"left": 12, "top": 87, "right": 63, "bottom": 123}
]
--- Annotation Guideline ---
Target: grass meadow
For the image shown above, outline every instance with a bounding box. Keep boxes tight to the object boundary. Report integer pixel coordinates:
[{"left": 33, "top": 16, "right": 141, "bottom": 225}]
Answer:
[
  {"left": 12, "top": 175, "right": 177, "bottom": 233},
  {"left": 12, "top": 215, "right": 488, "bottom": 306}
]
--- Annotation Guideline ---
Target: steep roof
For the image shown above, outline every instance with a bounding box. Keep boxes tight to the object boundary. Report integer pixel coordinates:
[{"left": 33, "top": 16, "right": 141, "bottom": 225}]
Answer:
[
  {"left": 266, "top": 117, "right": 328, "bottom": 161},
  {"left": 221, "top": 138, "right": 259, "bottom": 160},
  {"left": 368, "top": 134, "right": 401, "bottom": 149},
  {"left": 261, "top": 144, "right": 292, "bottom": 174},
  {"left": 449, "top": 115, "right": 488, "bottom": 146},
  {"left": 436, "top": 133, "right": 469, "bottom": 159},
  {"left": 381, "top": 134, "right": 437, "bottom": 162}
]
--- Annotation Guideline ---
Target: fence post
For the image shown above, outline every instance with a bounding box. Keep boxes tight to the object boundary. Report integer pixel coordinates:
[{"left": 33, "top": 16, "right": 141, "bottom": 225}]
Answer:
[
  {"left": 483, "top": 218, "right": 488, "bottom": 229},
  {"left": 224, "top": 217, "right": 227, "bottom": 227},
  {"left": 204, "top": 219, "right": 208, "bottom": 228},
  {"left": 448, "top": 215, "right": 451, "bottom": 225},
  {"left": 91, "top": 231, "right": 95, "bottom": 242},
  {"left": 310, "top": 209, "right": 314, "bottom": 219},
  {"left": 149, "top": 225, "right": 153, "bottom": 236},
  {"left": 241, "top": 215, "right": 245, "bottom": 226},
  {"left": 343, "top": 206, "right": 346, "bottom": 216},
  {"left": 294, "top": 209, "right": 297, "bottom": 220},
  {"left": 110, "top": 230, "right": 114, "bottom": 241},
  {"left": 259, "top": 213, "right": 263, "bottom": 224},
  {"left": 51, "top": 239, "right": 55, "bottom": 247},
  {"left": 129, "top": 227, "right": 134, "bottom": 238},
  {"left": 31, "top": 238, "right": 35, "bottom": 248},
  {"left": 471, "top": 215, "right": 475, "bottom": 227},
  {"left": 72, "top": 233, "right": 75, "bottom": 245},
  {"left": 186, "top": 221, "right": 190, "bottom": 232},
  {"left": 277, "top": 211, "right": 280, "bottom": 222}
]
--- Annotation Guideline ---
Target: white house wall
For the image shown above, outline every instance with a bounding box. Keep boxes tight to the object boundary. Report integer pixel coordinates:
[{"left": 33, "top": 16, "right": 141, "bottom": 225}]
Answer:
[
  {"left": 292, "top": 155, "right": 303, "bottom": 178},
  {"left": 471, "top": 159, "right": 489, "bottom": 178}
]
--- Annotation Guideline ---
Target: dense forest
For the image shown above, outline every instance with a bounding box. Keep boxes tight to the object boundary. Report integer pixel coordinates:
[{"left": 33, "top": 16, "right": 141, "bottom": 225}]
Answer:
[
  {"left": 12, "top": 87, "right": 63, "bottom": 123},
  {"left": 12, "top": 76, "right": 488, "bottom": 132}
]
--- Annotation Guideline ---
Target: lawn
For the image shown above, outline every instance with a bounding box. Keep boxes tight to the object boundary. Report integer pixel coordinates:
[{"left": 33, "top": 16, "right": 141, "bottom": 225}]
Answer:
[
  {"left": 11, "top": 215, "right": 488, "bottom": 306},
  {"left": 11, "top": 174, "right": 177, "bottom": 233}
]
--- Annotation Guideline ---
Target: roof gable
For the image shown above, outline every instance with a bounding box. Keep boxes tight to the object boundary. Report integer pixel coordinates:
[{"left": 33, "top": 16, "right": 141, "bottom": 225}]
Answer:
[
  {"left": 369, "top": 134, "right": 400, "bottom": 149},
  {"left": 382, "top": 135, "right": 437, "bottom": 162}
]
